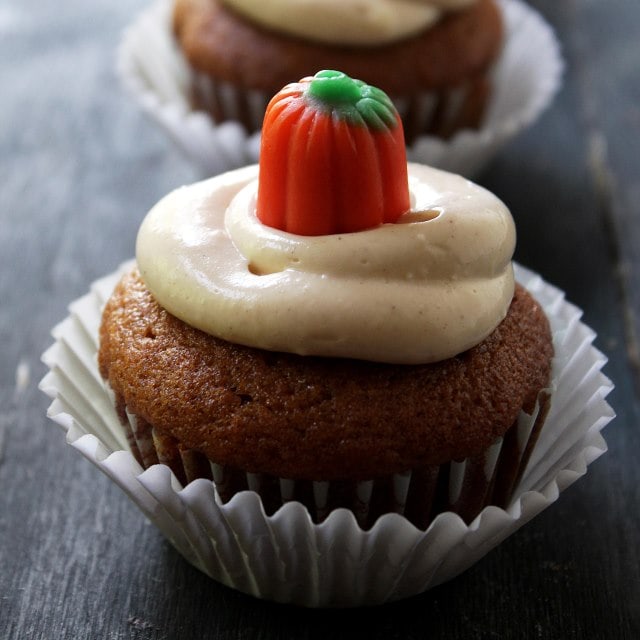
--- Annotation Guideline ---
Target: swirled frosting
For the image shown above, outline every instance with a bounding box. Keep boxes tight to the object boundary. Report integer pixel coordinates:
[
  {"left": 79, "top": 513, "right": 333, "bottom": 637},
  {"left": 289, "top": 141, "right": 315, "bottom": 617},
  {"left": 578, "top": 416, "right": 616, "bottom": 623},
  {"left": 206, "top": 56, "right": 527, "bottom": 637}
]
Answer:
[
  {"left": 136, "top": 163, "right": 515, "bottom": 364},
  {"left": 222, "top": 0, "right": 477, "bottom": 46}
]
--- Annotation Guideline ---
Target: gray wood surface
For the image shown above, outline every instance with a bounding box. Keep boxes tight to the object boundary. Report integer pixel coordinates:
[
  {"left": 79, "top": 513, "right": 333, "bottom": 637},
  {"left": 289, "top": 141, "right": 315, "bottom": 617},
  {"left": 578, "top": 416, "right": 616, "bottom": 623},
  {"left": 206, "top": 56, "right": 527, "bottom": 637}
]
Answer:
[{"left": 1, "top": 0, "right": 638, "bottom": 637}]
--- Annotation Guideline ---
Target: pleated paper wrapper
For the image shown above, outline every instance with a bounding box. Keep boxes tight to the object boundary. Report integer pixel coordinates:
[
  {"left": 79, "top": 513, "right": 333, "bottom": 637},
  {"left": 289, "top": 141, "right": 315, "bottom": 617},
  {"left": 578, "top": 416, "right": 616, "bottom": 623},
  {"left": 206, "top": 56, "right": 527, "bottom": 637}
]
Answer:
[
  {"left": 117, "top": 0, "right": 563, "bottom": 177},
  {"left": 40, "top": 262, "right": 613, "bottom": 607}
]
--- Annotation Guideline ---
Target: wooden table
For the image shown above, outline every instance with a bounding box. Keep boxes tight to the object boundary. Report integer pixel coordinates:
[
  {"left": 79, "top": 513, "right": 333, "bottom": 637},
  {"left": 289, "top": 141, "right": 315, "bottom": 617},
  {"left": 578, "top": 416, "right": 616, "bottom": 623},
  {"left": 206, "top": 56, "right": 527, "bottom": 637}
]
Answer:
[{"left": 1, "top": 1, "right": 638, "bottom": 637}]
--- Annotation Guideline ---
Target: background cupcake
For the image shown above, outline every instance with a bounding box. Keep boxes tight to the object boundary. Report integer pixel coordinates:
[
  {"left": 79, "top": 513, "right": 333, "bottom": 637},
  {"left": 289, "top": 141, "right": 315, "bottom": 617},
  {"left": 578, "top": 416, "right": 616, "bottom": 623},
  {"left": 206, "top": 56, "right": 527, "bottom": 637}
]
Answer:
[
  {"left": 173, "top": 0, "right": 503, "bottom": 143},
  {"left": 118, "top": 0, "right": 563, "bottom": 176}
]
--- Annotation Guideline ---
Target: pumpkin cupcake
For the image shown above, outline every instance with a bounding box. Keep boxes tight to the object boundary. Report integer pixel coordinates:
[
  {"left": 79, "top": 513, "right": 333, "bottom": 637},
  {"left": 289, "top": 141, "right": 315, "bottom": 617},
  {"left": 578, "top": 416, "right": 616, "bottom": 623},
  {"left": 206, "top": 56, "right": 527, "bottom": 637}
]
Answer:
[
  {"left": 172, "top": 0, "right": 504, "bottom": 142},
  {"left": 44, "top": 70, "right": 611, "bottom": 606},
  {"left": 98, "top": 70, "right": 553, "bottom": 529}
]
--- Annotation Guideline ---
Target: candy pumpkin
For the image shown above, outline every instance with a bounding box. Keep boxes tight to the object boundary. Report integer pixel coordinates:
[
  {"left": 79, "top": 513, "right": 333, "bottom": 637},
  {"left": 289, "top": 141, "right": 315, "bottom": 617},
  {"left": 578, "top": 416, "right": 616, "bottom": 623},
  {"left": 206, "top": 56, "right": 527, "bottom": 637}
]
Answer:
[{"left": 256, "top": 70, "right": 410, "bottom": 236}]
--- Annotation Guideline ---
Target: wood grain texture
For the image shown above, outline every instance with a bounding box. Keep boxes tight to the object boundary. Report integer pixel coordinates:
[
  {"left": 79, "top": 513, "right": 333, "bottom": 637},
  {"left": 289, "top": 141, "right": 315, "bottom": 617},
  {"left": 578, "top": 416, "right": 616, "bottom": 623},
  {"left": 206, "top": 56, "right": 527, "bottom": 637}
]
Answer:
[{"left": 0, "top": 0, "right": 638, "bottom": 638}]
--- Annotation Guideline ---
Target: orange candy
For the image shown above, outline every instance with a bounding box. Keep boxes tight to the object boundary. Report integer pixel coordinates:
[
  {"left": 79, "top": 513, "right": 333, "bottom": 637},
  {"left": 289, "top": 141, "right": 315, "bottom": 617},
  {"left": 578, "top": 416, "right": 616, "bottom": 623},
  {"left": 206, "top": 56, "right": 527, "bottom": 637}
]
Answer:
[{"left": 256, "top": 71, "right": 410, "bottom": 236}]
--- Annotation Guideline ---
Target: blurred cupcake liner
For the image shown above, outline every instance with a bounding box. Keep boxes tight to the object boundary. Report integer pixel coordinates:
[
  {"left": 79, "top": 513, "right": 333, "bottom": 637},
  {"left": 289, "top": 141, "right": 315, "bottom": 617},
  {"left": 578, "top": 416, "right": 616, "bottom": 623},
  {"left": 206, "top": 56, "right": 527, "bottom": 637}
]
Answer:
[
  {"left": 189, "top": 70, "right": 493, "bottom": 146},
  {"left": 40, "top": 262, "right": 613, "bottom": 607},
  {"left": 117, "top": 0, "right": 563, "bottom": 177}
]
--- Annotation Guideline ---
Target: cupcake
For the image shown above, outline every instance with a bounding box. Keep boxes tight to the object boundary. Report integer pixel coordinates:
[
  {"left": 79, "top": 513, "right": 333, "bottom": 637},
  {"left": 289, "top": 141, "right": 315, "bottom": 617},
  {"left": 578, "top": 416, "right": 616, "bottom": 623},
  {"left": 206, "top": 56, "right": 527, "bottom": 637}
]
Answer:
[
  {"left": 43, "top": 70, "right": 612, "bottom": 606},
  {"left": 97, "top": 70, "right": 553, "bottom": 530},
  {"left": 172, "top": 0, "right": 504, "bottom": 143},
  {"left": 118, "top": 0, "right": 564, "bottom": 176}
]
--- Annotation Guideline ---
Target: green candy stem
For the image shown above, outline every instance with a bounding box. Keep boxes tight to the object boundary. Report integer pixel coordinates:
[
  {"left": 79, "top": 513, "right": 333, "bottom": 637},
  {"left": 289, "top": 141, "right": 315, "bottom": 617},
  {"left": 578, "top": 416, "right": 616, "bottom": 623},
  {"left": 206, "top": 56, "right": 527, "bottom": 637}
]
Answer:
[
  {"left": 306, "top": 70, "right": 398, "bottom": 130},
  {"left": 308, "top": 70, "right": 363, "bottom": 104}
]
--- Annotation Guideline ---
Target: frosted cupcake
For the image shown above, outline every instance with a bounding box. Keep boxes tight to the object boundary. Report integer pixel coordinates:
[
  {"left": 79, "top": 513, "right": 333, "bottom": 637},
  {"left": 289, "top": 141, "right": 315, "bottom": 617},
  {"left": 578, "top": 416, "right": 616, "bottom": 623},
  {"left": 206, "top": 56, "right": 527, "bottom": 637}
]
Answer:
[
  {"left": 43, "top": 69, "right": 611, "bottom": 606},
  {"left": 98, "top": 70, "right": 553, "bottom": 529}
]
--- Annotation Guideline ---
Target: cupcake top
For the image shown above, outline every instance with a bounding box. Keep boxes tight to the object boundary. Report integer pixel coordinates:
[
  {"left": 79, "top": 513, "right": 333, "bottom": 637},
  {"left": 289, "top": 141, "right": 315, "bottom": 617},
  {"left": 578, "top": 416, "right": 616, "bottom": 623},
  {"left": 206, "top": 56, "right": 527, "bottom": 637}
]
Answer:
[
  {"left": 222, "top": 0, "right": 478, "bottom": 45},
  {"left": 136, "top": 71, "right": 515, "bottom": 364}
]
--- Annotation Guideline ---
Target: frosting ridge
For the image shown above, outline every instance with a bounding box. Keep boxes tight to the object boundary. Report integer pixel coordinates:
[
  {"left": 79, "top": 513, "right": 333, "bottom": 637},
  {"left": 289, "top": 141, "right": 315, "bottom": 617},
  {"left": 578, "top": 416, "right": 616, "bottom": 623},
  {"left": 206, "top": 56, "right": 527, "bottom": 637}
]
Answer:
[
  {"left": 136, "top": 163, "right": 515, "bottom": 364},
  {"left": 222, "top": 0, "right": 477, "bottom": 46}
]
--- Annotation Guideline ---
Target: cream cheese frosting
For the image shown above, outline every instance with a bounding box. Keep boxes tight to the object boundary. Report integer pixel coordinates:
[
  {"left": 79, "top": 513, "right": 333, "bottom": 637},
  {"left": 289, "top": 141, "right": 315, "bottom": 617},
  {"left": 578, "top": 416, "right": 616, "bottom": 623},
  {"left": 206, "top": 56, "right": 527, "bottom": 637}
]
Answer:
[
  {"left": 136, "top": 163, "right": 516, "bottom": 364},
  {"left": 222, "top": 0, "right": 477, "bottom": 46}
]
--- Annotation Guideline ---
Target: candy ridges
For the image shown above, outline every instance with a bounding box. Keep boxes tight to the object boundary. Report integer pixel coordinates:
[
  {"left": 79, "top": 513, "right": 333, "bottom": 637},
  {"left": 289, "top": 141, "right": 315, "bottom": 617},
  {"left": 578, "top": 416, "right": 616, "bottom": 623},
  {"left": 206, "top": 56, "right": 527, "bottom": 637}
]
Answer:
[{"left": 256, "top": 70, "right": 410, "bottom": 236}]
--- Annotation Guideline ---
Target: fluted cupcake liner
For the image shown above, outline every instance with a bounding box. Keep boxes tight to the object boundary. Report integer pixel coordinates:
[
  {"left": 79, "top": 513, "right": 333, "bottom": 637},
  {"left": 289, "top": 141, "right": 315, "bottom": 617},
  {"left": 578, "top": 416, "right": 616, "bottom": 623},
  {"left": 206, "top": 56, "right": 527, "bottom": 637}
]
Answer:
[
  {"left": 188, "top": 69, "right": 493, "bottom": 146},
  {"left": 114, "top": 386, "right": 551, "bottom": 531},
  {"left": 117, "top": 0, "right": 564, "bottom": 177},
  {"left": 40, "top": 262, "right": 613, "bottom": 606}
]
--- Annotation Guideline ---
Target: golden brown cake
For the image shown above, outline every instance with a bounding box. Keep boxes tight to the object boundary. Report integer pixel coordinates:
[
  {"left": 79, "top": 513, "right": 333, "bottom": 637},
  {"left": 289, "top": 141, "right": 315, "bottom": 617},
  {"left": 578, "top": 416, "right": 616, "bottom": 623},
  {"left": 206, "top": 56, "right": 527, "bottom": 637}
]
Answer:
[
  {"left": 100, "top": 274, "right": 552, "bottom": 478},
  {"left": 172, "top": 0, "right": 503, "bottom": 141},
  {"left": 99, "top": 271, "right": 552, "bottom": 526}
]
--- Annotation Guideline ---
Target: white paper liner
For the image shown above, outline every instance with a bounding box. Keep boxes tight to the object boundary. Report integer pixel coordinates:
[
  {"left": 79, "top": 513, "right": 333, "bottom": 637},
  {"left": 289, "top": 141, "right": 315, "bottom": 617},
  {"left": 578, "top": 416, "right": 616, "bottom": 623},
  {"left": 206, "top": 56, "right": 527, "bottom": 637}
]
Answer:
[
  {"left": 118, "top": 389, "right": 551, "bottom": 530},
  {"left": 40, "top": 262, "right": 613, "bottom": 606},
  {"left": 117, "top": 0, "right": 563, "bottom": 177},
  {"left": 188, "top": 70, "right": 493, "bottom": 146}
]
